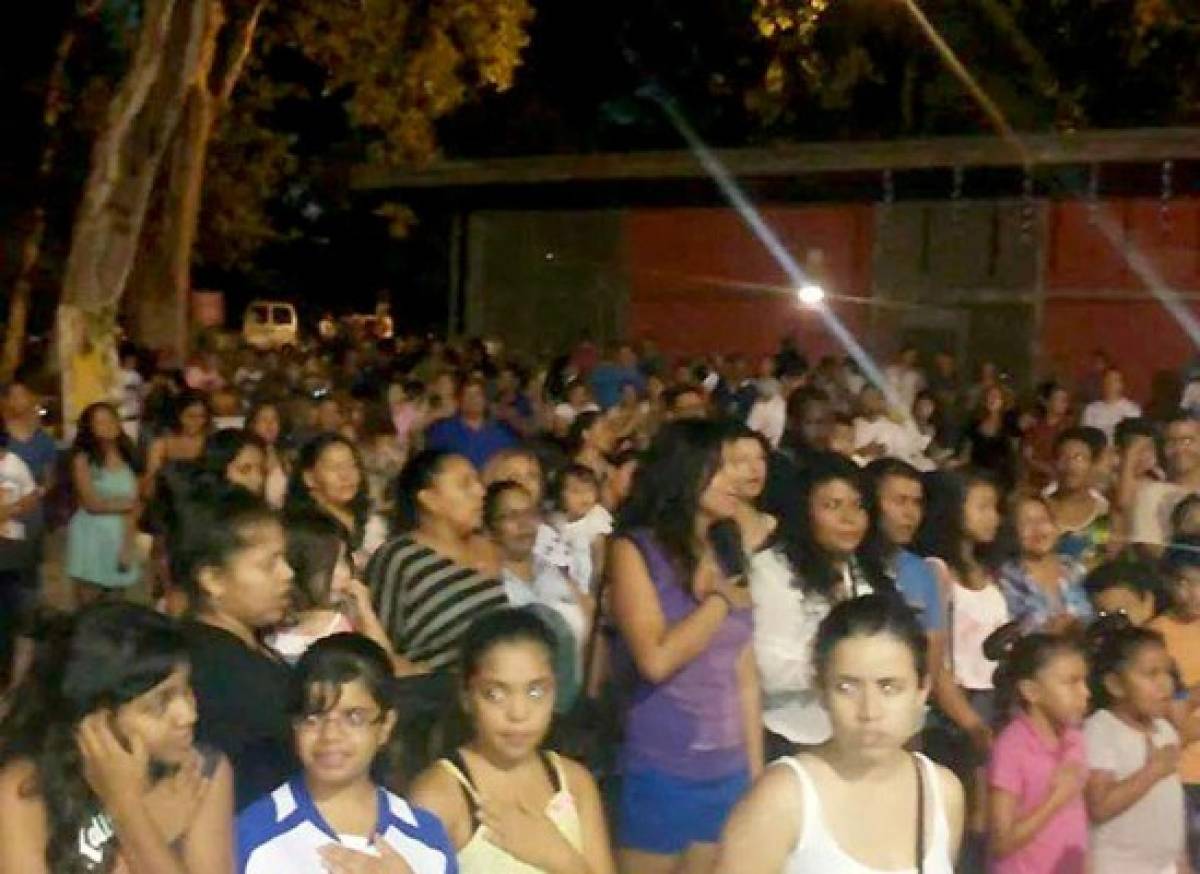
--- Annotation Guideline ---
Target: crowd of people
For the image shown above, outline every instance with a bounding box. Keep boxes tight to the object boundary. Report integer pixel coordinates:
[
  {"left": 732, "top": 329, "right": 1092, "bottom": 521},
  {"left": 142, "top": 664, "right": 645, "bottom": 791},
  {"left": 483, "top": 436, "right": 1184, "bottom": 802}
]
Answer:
[{"left": 0, "top": 329, "right": 1198, "bottom": 873}]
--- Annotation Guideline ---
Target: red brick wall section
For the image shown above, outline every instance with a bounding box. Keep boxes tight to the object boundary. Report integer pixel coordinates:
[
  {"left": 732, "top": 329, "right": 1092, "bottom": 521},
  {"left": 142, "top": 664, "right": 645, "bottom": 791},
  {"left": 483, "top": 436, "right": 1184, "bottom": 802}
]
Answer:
[{"left": 624, "top": 206, "right": 875, "bottom": 361}]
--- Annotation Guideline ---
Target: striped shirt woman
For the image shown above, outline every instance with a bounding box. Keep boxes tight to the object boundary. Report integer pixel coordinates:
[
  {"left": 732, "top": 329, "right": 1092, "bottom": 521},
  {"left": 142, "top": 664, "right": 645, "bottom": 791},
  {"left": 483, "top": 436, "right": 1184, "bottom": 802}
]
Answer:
[
  {"left": 367, "top": 450, "right": 507, "bottom": 672},
  {"left": 368, "top": 535, "right": 506, "bottom": 671}
]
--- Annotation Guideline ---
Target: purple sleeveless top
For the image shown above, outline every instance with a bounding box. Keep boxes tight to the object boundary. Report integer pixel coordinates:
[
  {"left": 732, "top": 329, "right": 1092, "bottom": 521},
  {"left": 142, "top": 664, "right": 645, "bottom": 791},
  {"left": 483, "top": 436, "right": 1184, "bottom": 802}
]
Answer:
[{"left": 619, "top": 530, "right": 754, "bottom": 780}]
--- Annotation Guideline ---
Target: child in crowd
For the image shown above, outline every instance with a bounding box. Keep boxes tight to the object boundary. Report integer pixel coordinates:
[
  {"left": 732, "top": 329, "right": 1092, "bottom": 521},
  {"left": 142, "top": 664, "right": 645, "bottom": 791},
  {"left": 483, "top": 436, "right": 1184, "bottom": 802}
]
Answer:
[
  {"left": 410, "top": 609, "right": 615, "bottom": 874},
  {"left": 237, "top": 634, "right": 456, "bottom": 874},
  {"left": 1084, "top": 625, "right": 1187, "bottom": 874},
  {"left": 987, "top": 634, "right": 1090, "bottom": 874},
  {"left": 1084, "top": 558, "right": 1163, "bottom": 627},
  {"left": 553, "top": 464, "right": 611, "bottom": 594},
  {"left": 269, "top": 511, "right": 413, "bottom": 674},
  {"left": 829, "top": 413, "right": 858, "bottom": 461},
  {"left": 1150, "top": 536, "right": 1200, "bottom": 869},
  {"left": 915, "top": 470, "right": 1007, "bottom": 853}
]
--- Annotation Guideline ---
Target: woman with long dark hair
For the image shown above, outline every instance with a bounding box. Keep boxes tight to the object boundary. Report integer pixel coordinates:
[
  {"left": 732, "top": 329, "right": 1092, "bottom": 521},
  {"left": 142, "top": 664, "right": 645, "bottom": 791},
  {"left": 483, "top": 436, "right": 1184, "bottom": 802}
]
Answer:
[
  {"left": 143, "top": 390, "right": 210, "bottom": 500},
  {"left": 284, "top": 433, "right": 372, "bottom": 562},
  {"left": 609, "top": 420, "right": 760, "bottom": 874},
  {"left": 66, "top": 403, "right": 144, "bottom": 604},
  {"left": 914, "top": 469, "right": 1008, "bottom": 852},
  {"left": 754, "top": 452, "right": 876, "bottom": 760},
  {"left": 0, "top": 603, "right": 234, "bottom": 874},
  {"left": 956, "top": 385, "right": 1019, "bottom": 492},
  {"left": 366, "top": 449, "right": 506, "bottom": 675},
  {"left": 245, "top": 404, "right": 288, "bottom": 509},
  {"left": 193, "top": 429, "right": 266, "bottom": 498}
]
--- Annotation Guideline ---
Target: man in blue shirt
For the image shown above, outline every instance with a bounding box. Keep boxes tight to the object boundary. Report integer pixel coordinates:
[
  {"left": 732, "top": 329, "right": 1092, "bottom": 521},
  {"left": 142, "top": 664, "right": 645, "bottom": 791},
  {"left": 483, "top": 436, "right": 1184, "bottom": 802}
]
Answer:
[
  {"left": 589, "top": 344, "right": 645, "bottom": 410},
  {"left": 862, "top": 458, "right": 945, "bottom": 635},
  {"left": 424, "top": 378, "right": 518, "bottom": 470}
]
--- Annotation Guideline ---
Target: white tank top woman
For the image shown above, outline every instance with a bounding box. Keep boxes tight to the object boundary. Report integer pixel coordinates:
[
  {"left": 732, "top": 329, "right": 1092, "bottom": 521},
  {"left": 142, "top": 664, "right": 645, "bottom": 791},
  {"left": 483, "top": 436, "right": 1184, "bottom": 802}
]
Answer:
[{"left": 778, "top": 753, "right": 954, "bottom": 874}]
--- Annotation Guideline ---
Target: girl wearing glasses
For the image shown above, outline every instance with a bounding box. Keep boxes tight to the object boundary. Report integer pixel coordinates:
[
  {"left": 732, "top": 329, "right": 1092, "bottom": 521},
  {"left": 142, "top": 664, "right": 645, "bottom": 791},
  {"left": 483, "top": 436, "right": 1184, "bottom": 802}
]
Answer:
[{"left": 237, "top": 633, "right": 457, "bottom": 874}]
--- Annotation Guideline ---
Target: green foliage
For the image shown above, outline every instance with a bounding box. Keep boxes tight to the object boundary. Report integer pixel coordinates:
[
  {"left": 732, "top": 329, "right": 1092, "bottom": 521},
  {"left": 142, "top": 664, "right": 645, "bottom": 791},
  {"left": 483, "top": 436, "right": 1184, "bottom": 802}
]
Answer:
[
  {"left": 750, "top": 0, "right": 1200, "bottom": 136},
  {"left": 194, "top": 0, "right": 534, "bottom": 274}
]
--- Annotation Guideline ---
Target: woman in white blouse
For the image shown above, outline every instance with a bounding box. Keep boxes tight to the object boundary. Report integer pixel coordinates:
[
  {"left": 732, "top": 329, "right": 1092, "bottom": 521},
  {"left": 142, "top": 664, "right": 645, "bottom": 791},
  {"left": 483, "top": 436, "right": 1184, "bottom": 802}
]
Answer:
[{"left": 746, "top": 450, "right": 877, "bottom": 761}]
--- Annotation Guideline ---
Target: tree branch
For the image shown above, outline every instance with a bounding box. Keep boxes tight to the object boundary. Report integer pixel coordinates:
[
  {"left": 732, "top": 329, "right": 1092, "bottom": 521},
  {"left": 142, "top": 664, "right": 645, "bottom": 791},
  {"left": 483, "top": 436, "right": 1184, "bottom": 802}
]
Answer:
[{"left": 211, "top": 0, "right": 267, "bottom": 102}]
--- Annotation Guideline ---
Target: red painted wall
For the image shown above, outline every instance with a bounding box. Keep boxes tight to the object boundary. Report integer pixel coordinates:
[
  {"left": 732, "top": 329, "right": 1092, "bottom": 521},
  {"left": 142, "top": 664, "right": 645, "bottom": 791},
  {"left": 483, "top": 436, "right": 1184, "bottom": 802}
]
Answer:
[
  {"left": 623, "top": 199, "right": 1200, "bottom": 404},
  {"left": 1042, "top": 198, "right": 1200, "bottom": 404},
  {"left": 625, "top": 206, "right": 875, "bottom": 361}
]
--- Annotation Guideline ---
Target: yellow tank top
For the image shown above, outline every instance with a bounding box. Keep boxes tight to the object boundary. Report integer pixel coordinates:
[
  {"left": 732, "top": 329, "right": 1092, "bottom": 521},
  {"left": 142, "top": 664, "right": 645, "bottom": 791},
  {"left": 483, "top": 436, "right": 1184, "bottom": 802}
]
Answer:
[{"left": 439, "top": 751, "right": 583, "bottom": 874}]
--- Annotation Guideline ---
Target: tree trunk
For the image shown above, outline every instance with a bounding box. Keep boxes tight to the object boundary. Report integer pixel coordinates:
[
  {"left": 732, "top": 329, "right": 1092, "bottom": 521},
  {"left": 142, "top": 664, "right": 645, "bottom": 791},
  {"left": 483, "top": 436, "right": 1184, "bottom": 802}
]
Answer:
[
  {"left": 127, "top": 0, "right": 264, "bottom": 365},
  {"left": 56, "top": 0, "right": 222, "bottom": 427},
  {"left": 1, "top": 12, "right": 88, "bottom": 382}
]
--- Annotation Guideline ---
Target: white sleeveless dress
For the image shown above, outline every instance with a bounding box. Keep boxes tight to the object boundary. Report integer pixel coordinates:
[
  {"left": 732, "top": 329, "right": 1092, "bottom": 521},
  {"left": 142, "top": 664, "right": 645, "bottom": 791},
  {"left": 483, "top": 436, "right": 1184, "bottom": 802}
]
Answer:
[{"left": 777, "top": 754, "right": 955, "bottom": 874}]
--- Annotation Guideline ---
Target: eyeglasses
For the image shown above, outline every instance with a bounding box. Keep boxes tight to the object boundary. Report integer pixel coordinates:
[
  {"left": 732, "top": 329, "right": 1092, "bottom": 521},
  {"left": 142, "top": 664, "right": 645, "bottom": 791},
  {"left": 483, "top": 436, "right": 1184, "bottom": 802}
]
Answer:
[{"left": 294, "top": 708, "right": 385, "bottom": 734}]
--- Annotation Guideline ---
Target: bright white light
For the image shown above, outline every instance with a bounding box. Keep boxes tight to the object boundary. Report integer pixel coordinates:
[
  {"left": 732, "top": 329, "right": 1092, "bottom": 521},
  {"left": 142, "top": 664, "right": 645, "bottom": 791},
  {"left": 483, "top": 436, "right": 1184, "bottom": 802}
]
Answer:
[{"left": 797, "top": 283, "right": 826, "bottom": 306}]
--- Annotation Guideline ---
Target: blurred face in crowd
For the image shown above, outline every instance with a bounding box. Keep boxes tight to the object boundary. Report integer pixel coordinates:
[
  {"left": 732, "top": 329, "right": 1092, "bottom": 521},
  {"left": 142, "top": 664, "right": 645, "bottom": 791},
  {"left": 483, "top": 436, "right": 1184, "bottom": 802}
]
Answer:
[
  {"left": 561, "top": 474, "right": 599, "bottom": 521},
  {"left": 566, "top": 383, "right": 590, "bottom": 410},
  {"left": 878, "top": 474, "right": 923, "bottom": 548},
  {"left": 1015, "top": 497, "right": 1059, "bottom": 561},
  {"left": 669, "top": 390, "right": 707, "bottom": 421},
  {"left": 1102, "top": 369, "right": 1125, "bottom": 402},
  {"left": 798, "top": 398, "right": 834, "bottom": 451},
  {"left": 1055, "top": 438, "right": 1095, "bottom": 492},
  {"left": 419, "top": 455, "right": 485, "bottom": 535},
  {"left": 4, "top": 383, "right": 38, "bottom": 422},
  {"left": 490, "top": 486, "right": 539, "bottom": 561},
  {"left": 900, "top": 348, "right": 919, "bottom": 368},
  {"left": 618, "top": 346, "right": 638, "bottom": 369},
  {"left": 1047, "top": 387, "right": 1071, "bottom": 418},
  {"left": 810, "top": 478, "right": 868, "bottom": 558},
  {"left": 983, "top": 386, "right": 1006, "bottom": 415},
  {"left": 226, "top": 445, "right": 267, "bottom": 497},
  {"left": 830, "top": 422, "right": 856, "bottom": 458},
  {"left": 1165, "top": 419, "right": 1200, "bottom": 481},
  {"left": 913, "top": 395, "right": 936, "bottom": 425},
  {"left": 304, "top": 442, "right": 361, "bottom": 509},
  {"left": 179, "top": 401, "right": 209, "bottom": 438},
  {"left": 859, "top": 387, "right": 886, "bottom": 419},
  {"left": 497, "top": 369, "right": 520, "bottom": 396},
  {"left": 460, "top": 383, "right": 489, "bottom": 419},
  {"left": 316, "top": 398, "right": 344, "bottom": 434},
  {"left": 251, "top": 405, "right": 281, "bottom": 447},
  {"left": 1171, "top": 565, "right": 1200, "bottom": 622},
  {"left": 89, "top": 405, "right": 123, "bottom": 445},
  {"left": 727, "top": 436, "right": 768, "bottom": 502},
  {"left": 963, "top": 482, "right": 1001, "bottom": 546},
  {"left": 484, "top": 452, "right": 543, "bottom": 506}
]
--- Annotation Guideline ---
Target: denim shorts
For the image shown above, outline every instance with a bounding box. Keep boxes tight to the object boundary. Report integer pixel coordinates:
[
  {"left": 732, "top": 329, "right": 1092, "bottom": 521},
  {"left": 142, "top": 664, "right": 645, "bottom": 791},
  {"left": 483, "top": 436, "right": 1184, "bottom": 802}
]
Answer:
[{"left": 617, "top": 765, "right": 751, "bottom": 854}]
